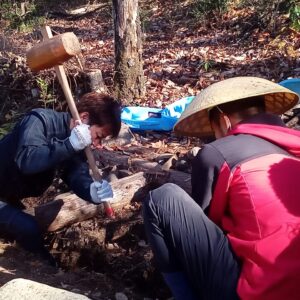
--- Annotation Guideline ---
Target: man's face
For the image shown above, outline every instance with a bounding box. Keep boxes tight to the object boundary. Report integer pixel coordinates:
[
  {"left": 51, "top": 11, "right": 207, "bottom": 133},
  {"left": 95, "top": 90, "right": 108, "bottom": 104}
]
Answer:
[
  {"left": 89, "top": 124, "right": 112, "bottom": 148},
  {"left": 78, "top": 111, "right": 112, "bottom": 148}
]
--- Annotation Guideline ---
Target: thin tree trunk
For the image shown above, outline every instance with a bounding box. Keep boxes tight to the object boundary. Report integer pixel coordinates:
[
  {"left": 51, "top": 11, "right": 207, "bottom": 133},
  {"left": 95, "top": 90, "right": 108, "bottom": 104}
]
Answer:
[{"left": 112, "top": 0, "right": 145, "bottom": 101}]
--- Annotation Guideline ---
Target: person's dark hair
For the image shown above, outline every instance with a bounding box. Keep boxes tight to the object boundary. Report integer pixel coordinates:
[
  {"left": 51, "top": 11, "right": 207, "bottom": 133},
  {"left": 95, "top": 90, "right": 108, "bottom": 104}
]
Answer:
[
  {"left": 77, "top": 92, "right": 121, "bottom": 138},
  {"left": 209, "top": 96, "right": 266, "bottom": 125}
]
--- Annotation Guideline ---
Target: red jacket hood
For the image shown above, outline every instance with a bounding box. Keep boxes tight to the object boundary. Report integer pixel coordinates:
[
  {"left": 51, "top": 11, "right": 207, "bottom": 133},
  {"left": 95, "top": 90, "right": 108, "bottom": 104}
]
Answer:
[{"left": 229, "top": 124, "right": 300, "bottom": 157}]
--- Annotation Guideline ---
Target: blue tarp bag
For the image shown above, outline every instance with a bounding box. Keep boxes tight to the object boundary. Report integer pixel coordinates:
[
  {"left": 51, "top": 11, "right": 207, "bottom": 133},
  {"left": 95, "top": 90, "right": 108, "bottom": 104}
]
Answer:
[
  {"left": 121, "top": 96, "right": 195, "bottom": 131},
  {"left": 279, "top": 78, "right": 300, "bottom": 103}
]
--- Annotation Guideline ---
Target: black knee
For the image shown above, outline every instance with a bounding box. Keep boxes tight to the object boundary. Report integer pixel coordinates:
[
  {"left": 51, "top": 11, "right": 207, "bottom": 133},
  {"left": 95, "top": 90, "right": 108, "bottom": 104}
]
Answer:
[
  {"left": 149, "top": 183, "right": 182, "bottom": 204},
  {"left": 143, "top": 183, "right": 175, "bottom": 219},
  {"left": 151, "top": 183, "right": 188, "bottom": 211},
  {"left": 11, "top": 214, "right": 44, "bottom": 252}
]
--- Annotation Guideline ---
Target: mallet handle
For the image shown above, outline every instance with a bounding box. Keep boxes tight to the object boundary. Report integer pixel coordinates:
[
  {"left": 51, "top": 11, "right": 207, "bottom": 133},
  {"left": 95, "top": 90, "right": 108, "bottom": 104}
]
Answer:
[
  {"left": 54, "top": 65, "right": 101, "bottom": 180},
  {"left": 41, "top": 26, "right": 114, "bottom": 218}
]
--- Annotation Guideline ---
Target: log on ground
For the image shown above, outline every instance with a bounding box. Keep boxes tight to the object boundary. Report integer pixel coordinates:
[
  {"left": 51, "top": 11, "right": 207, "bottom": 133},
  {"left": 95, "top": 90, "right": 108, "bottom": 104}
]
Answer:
[
  {"left": 34, "top": 172, "right": 147, "bottom": 232},
  {"left": 95, "top": 149, "right": 192, "bottom": 193}
]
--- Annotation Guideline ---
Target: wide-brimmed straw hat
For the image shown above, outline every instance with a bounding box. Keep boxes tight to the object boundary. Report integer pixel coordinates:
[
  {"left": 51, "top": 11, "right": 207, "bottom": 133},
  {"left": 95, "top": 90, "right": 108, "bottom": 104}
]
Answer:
[{"left": 174, "top": 76, "right": 299, "bottom": 137}]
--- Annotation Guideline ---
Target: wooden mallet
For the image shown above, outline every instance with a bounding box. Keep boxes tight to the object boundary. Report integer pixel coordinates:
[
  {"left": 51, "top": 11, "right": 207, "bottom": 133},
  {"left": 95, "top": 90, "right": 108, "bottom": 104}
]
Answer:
[{"left": 26, "top": 26, "right": 114, "bottom": 218}]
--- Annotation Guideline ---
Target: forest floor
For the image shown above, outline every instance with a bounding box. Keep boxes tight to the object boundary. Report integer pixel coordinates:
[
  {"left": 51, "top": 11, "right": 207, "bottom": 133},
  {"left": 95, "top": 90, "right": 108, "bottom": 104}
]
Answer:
[{"left": 0, "top": 0, "right": 300, "bottom": 299}]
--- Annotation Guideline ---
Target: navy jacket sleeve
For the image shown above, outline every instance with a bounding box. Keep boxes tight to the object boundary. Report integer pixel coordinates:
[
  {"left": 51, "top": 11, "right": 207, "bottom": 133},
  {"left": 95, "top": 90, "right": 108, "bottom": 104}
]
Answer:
[
  {"left": 61, "top": 153, "right": 94, "bottom": 202},
  {"left": 191, "top": 144, "right": 225, "bottom": 213},
  {"left": 15, "top": 111, "right": 76, "bottom": 174}
]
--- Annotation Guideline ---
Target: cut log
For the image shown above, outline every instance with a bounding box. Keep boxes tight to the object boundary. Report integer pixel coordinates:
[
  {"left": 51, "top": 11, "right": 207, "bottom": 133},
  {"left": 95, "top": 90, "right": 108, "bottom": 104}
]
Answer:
[
  {"left": 83, "top": 69, "right": 108, "bottom": 93},
  {"left": 35, "top": 172, "right": 147, "bottom": 232}
]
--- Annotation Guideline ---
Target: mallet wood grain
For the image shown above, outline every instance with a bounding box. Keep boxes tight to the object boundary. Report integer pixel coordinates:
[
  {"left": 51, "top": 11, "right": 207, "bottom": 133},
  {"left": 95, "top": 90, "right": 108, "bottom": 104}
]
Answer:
[{"left": 26, "top": 32, "right": 81, "bottom": 72}]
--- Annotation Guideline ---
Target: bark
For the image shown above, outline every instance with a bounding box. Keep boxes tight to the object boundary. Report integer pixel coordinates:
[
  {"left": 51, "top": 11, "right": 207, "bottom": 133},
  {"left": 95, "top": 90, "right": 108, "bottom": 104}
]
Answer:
[{"left": 112, "top": 0, "right": 145, "bottom": 101}]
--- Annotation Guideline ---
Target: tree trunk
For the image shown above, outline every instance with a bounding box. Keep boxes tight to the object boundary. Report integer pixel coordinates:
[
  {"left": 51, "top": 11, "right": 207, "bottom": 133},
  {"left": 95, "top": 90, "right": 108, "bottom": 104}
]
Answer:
[{"left": 112, "top": 0, "right": 145, "bottom": 101}]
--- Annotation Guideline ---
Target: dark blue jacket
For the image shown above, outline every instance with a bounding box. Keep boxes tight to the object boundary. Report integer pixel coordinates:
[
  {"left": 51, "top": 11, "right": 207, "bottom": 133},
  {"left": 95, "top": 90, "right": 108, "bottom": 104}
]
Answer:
[{"left": 0, "top": 108, "right": 93, "bottom": 207}]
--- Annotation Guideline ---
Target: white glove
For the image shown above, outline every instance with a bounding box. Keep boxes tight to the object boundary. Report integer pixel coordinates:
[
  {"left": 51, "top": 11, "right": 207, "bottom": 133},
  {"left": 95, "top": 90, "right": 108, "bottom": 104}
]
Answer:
[
  {"left": 69, "top": 123, "right": 92, "bottom": 151},
  {"left": 90, "top": 180, "right": 113, "bottom": 204}
]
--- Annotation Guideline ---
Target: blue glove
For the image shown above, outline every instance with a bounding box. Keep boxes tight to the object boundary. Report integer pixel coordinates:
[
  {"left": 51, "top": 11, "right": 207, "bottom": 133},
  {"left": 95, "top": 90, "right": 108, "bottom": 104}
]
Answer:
[{"left": 90, "top": 180, "right": 113, "bottom": 204}]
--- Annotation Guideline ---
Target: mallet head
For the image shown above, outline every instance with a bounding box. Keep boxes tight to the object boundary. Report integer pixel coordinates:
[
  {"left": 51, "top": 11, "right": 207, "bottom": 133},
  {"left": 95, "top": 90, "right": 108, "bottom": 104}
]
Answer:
[{"left": 27, "top": 32, "right": 81, "bottom": 72}]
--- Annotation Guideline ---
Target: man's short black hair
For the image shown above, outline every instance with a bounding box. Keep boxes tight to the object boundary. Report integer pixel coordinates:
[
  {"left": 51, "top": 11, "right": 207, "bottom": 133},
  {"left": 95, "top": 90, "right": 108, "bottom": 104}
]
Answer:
[{"left": 77, "top": 92, "right": 121, "bottom": 138}]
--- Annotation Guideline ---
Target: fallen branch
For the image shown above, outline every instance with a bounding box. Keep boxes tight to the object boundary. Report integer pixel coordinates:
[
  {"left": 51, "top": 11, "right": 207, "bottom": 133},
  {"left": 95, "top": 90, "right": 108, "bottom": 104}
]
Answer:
[
  {"left": 47, "top": 3, "right": 109, "bottom": 20},
  {"left": 95, "top": 149, "right": 191, "bottom": 193},
  {"left": 35, "top": 172, "right": 147, "bottom": 232}
]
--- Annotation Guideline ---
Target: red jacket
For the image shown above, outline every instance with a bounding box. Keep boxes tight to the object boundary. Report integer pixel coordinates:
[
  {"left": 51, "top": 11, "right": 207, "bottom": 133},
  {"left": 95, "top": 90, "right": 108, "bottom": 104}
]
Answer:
[{"left": 209, "top": 123, "right": 300, "bottom": 299}]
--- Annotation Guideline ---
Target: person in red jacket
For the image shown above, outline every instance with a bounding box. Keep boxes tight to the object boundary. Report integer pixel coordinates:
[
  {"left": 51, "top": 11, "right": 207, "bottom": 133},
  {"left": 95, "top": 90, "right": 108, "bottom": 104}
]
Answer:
[{"left": 143, "top": 77, "right": 300, "bottom": 300}]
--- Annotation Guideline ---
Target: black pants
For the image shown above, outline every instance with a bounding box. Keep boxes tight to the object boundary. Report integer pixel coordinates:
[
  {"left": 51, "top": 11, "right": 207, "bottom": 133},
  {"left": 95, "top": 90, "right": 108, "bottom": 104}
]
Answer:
[
  {"left": 143, "top": 183, "right": 240, "bottom": 300},
  {"left": 0, "top": 200, "right": 46, "bottom": 253}
]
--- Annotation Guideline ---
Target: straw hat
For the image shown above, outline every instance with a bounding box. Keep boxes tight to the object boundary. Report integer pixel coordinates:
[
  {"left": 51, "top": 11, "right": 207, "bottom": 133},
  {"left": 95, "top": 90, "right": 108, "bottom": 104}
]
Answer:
[{"left": 174, "top": 76, "right": 299, "bottom": 137}]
